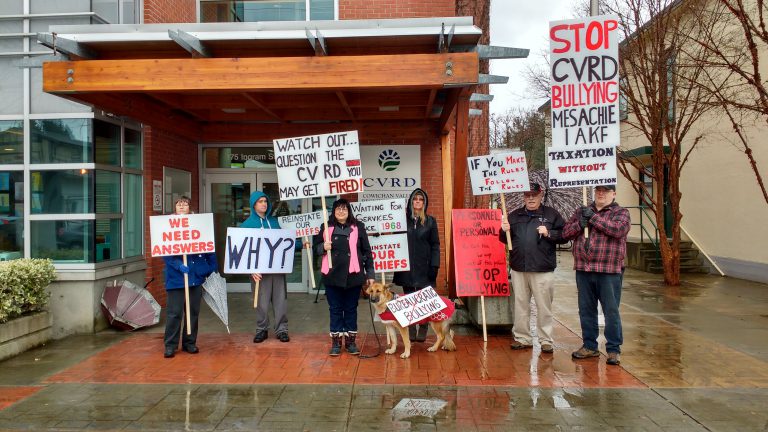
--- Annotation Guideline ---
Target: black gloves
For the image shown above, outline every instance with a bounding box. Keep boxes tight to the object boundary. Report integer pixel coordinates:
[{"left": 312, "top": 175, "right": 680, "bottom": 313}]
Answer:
[
  {"left": 579, "top": 217, "right": 590, "bottom": 229},
  {"left": 581, "top": 206, "right": 595, "bottom": 218},
  {"left": 427, "top": 266, "right": 439, "bottom": 282}
]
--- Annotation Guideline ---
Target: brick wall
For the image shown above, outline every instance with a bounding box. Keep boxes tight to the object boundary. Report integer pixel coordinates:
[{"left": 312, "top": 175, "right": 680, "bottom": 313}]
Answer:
[
  {"left": 143, "top": 0, "right": 196, "bottom": 24},
  {"left": 142, "top": 126, "right": 199, "bottom": 305},
  {"left": 359, "top": 138, "right": 449, "bottom": 294},
  {"left": 340, "top": 0, "right": 455, "bottom": 19}
]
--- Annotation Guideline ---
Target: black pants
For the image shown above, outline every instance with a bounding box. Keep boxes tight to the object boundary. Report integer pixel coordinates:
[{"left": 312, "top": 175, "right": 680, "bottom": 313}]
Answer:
[{"left": 164, "top": 285, "right": 202, "bottom": 349}]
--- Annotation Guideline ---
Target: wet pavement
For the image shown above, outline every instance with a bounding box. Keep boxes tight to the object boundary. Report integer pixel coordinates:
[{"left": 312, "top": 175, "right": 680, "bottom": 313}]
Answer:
[{"left": 1, "top": 252, "right": 767, "bottom": 431}]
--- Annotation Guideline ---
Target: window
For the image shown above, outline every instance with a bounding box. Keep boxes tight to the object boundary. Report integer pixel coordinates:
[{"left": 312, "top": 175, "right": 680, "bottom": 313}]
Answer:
[
  {"left": 164, "top": 167, "right": 192, "bottom": 214},
  {"left": 0, "top": 121, "right": 23, "bottom": 164},
  {"left": 200, "top": 0, "right": 335, "bottom": 22},
  {"left": 0, "top": 171, "right": 23, "bottom": 260},
  {"left": 28, "top": 119, "right": 143, "bottom": 263}
]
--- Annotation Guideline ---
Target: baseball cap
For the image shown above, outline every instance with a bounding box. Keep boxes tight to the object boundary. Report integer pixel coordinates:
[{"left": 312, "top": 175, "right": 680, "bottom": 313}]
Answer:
[{"left": 595, "top": 184, "right": 616, "bottom": 191}]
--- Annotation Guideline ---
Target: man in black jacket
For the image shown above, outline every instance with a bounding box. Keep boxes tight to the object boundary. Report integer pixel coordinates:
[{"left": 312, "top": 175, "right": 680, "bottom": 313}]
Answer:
[{"left": 499, "top": 183, "right": 566, "bottom": 353}]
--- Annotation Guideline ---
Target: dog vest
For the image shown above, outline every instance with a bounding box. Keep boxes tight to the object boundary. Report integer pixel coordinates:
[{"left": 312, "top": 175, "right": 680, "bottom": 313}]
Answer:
[{"left": 378, "top": 296, "right": 455, "bottom": 325}]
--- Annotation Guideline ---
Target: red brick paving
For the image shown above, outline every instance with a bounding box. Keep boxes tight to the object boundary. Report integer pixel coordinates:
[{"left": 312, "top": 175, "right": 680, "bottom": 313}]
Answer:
[
  {"left": 0, "top": 386, "right": 43, "bottom": 410},
  {"left": 44, "top": 330, "right": 645, "bottom": 388}
]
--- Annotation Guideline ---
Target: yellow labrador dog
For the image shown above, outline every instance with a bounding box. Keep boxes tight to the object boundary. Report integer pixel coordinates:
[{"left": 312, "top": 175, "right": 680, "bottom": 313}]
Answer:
[{"left": 365, "top": 282, "right": 456, "bottom": 359}]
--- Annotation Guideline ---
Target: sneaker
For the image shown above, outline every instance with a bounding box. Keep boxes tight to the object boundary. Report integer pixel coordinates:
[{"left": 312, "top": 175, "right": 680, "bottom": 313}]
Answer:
[
  {"left": 253, "top": 330, "right": 267, "bottom": 343},
  {"left": 182, "top": 345, "right": 199, "bottom": 354},
  {"left": 277, "top": 332, "right": 290, "bottom": 343},
  {"left": 540, "top": 344, "right": 554, "bottom": 354},
  {"left": 510, "top": 340, "right": 533, "bottom": 350},
  {"left": 606, "top": 352, "right": 621, "bottom": 365},
  {"left": 163, "top": 347, "right": 175, "bottom": 358},
  {"left": 571, "top": 346, "right": 600, "bottom": 359}
]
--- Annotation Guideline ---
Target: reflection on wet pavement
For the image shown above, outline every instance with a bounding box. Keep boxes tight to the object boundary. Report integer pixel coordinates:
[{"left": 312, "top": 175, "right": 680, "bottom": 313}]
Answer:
[{"left": 0, "top": 251, "right": 767, "bottom": 430}]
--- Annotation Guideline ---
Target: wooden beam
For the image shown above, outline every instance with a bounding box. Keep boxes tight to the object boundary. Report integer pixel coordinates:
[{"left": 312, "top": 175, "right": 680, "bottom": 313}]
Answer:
[
  {"left": 43, "top": 53, "right": 478, "bottom": 94},
  {"left": 336, "top": 91, "right": 355, "bottom": 121},
  {"left": 452, "top": 91, "right": 470, "bottom": 210},
  {"left": 241, "top": 93, "right": 282, "bottom": 122},
  {"left": 441, "top": 133, "right": 455, "bottom": 297},
  {"left": 425, "top": 89, "right": 437, "bottom": 119},
  {"left": 73, "top": 93, "right": 200, "bottom": 141},
  {"left": 438, "top": 88, "right": 460, "bottom": 134},
  {"left": 201, "top": 121, "right": 435, "bottom": 143}
]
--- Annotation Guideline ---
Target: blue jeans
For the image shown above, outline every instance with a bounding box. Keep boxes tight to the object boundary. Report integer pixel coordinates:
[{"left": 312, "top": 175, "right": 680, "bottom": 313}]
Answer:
[
  {"left": 326, "top": 285, "right": 362, "bottom": 334},
  {"left": 575, "top": 271, "right": 623, "bottom": 353}
]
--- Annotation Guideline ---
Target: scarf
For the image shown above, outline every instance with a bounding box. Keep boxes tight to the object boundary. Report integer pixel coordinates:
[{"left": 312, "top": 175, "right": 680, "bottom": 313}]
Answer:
[{"left": 321, "top": 224, "right": 360, "bottom": 274}]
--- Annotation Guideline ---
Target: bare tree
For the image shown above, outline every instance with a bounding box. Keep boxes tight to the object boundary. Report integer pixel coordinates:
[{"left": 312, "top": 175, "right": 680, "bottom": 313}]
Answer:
[
  {"left": 490, "top": 108, "right": 547, "bottom": 170},
  {"left": 612, "top": 0, "right": 722, "bottom": 285},
  {"left": 690, "top": 0, "right": 768, "bottom": 203}
]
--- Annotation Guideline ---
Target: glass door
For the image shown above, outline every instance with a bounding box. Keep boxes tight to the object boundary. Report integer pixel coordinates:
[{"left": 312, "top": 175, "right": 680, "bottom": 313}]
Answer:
[
  {"left": 257, "top": 173, "right": 306, "bottom": 292},
  {"left": 205, "top": 173, "right": 255, "bottom": 292}
]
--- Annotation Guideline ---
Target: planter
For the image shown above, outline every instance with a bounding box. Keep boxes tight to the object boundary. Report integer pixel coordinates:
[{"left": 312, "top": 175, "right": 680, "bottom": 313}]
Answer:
[{"left": 0, "top": 311, "right": 52, "bottom": 362}]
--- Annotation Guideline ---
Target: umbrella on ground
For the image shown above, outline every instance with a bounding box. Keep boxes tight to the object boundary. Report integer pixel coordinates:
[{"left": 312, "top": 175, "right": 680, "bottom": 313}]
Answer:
[
  {"left": 498, "top": 169, "right": 583, "bottom": 220},
  {"left": 101, "top": 278, "right": 161, "bottom": 330},
  {"left": 202, "top": 272, "right": 230, "bottom": 333}
]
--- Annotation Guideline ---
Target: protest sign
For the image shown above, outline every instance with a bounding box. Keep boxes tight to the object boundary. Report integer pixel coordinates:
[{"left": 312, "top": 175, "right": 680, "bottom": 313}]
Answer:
[
  {"left": 224, "top": 227, "right": 296, "bottom": 274},
  {"left": 273, "top": 130, "right": 362, "bottom": 199},
  {"left": 386, "top": 286, "right": 446, "bottom": 327},
  {"left": 369, "top": 233, "right": 410, "bottom": 273},
  {"left": 550, "top": 15, "right": 620, "bottom": 147},
  {"left": 451, "top": 209, "right": 510, "bottom": 297},
  {"left": 467, "top": 151, "right": 530, "bottom": 195},
  {"left": 360, "top": 145, "right": 420, "bottom": 201},
  {"left": 278, "top": 211, "right": 323, "bottom": 238},
  {"left": 547, "top": 145, "right": 618, "bottom": 189},
  {"left": 350, "top": 198, "right": 407, "bottom": 233},
  {"left": 150, "top": 213, "right": 215, "bottom": 257}
]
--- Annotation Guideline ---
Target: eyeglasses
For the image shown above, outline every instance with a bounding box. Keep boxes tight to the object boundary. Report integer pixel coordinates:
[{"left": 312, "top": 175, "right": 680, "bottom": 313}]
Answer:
[
  {"left": 176, "top": 202, "right": 190, "bottom": 206},
  {"left": 335, "top": 207, "right": 349, "bottom": 212},
  {"left": 523, "top": 193, "right": 540, "bottom": 198}
]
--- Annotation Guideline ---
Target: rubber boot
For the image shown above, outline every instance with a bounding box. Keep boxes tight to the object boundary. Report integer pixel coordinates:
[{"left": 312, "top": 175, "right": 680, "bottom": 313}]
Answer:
[
  {"left": 415, "top": 325, "right": 428, "bottom": 342},
  {"left": 408, "top": 326, "right": 417, "bottom": 341},
  {"left": 345, "top": 332, "right": 360, "bottom": 355},
  {"left": 329, "top": 334, "right": 342, "bottom": 356}
]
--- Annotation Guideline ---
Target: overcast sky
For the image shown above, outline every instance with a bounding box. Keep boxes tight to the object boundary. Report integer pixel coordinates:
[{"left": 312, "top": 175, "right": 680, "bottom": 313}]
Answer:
[{"left": 488, "top": 0, "right": 575, "bottom": 115}]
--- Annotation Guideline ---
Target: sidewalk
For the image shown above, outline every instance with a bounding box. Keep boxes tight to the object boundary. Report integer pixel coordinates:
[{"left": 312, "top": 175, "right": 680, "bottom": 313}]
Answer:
[{"left": 0, "top": 251, "right": 767, "bottom": 431}]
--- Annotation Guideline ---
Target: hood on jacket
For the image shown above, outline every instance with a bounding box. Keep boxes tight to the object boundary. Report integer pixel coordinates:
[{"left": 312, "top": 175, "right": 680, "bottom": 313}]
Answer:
[
  {"left": 241, "top": 191, "right": 275, "bottom": 228},
  {"left": 406, "top": 188, "right": 429, "bottom": 220}
]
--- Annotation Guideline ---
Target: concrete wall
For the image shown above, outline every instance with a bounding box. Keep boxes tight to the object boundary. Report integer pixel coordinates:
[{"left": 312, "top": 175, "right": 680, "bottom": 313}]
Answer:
[{"left": 48, "top": 261, "right": 147, "bottom": 338}]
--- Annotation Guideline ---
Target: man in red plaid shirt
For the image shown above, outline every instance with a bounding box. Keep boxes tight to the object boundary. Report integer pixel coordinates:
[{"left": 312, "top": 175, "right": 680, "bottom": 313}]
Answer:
[{"left": 562, "top": 184, "right": 630, "bottom": 366}]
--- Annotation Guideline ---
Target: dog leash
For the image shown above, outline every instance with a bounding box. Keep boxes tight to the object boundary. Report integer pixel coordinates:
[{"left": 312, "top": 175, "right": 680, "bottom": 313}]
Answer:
[{"left": 359, "top": 298, "right": 383, "bottom": 359}]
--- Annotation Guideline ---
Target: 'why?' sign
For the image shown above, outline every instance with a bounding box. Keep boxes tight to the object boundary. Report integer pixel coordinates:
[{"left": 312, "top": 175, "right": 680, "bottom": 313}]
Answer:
[
  {"left": 273, "top": 130, "right": 362, "bottom": 199},
  {"left": 224, "top": 227, "right": 296, "bottom": 274}
]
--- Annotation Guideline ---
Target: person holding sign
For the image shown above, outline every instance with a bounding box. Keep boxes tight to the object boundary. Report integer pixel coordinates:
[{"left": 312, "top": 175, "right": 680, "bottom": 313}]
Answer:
[
  {"left": 562, "top": 185, "right": 630, "bottom": 366},
  {"left": 313, "top": 199, "right": 375, "bottom": 356},
  {"left": 162, "top": 196, "right": 218, "bottom": 358},
  {"left": 392, "top": 188, "right": 440, "bottom": 343},
  {"left": 499, "top": 183, "right": 566, "bottom": 354},
  {"left": 241, "top": 191, "right": 290, "bottom": 344}
]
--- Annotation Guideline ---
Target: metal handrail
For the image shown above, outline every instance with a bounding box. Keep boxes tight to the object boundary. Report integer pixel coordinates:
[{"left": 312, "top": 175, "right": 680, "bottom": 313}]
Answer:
[{"left": 624, "top": 205, "right": 661, "bottom": 263}]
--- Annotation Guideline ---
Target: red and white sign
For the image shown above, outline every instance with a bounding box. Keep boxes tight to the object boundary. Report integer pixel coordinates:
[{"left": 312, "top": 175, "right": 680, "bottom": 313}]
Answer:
[
  {"left": 273, "top": 130, "right": 363, "bottom": 199},
  {"left": 387, "top": 287, "right": 446, "bottom": 327},
  {"left": 451, "top": 209, "right": 510, "bottom": 297},
  {"left": 550, "top": 15, "right": 620, "bottom": 147},
  {"left": 467, "top": 151, "right": 530, "bottom": 195},
  {"left": 547, "top": 145, "right": 618, "bottom": 189},
  {"left": 149, "top": 213, "right": 215, "bottom": 257},
  {"left": 369, "top": 233, "right": 410, "bottom": 272},
  {"left": 278, "top": 211, "right": 323, "bottom": 238}
]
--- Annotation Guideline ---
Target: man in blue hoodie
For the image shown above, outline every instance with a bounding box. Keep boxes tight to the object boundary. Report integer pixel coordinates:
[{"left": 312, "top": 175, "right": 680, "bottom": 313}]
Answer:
[{"left": 240, "top": 191, "right": 289, "bottom": 343}]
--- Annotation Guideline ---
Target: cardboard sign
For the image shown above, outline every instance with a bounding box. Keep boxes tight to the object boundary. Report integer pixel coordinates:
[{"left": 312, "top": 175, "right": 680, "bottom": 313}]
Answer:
[
  {"left": 467, "top": 151, "right": 530, "bottom": 195},
  {"left": 387, "top": 286, "right": 446, "bottom": 327},
  {"left": 547, "top": 145, "right": 618, "bottom": 189},
  {"left": 273, "top": 130, "right": 362, "bottom": 199},
  {"left": 278, "top": 211, "right": 323, "bottom": 238},
  {"left": 392, "top": 398, "right": 447, "bottom": 420},
  {"left": 550, "top": 15, "right": 620, "bottom": 147},
  {"left": 224, "top": 227, "right": 296, "bottom": 274},
  {"left": 369, "top": 233, "right": 410, "bottom": 272},
  {"left": 350, "top": 198, "right": 407, "bottom": 233},
  {"left": 149, "top": 213, "right": 215, "bottom": 257},
  {"left": 452, "top": 209, "right": 510, "bottom": 297}
]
